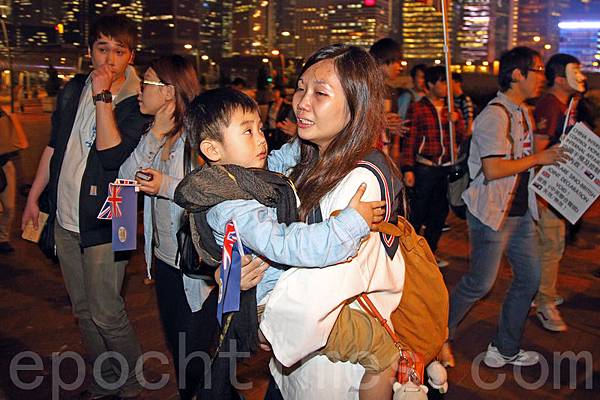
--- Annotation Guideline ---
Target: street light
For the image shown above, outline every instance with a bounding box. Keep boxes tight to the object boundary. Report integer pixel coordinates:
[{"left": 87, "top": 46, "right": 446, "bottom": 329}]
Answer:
[
  {"left": 201, "top": 55, "right": 209, "bottom": 61},
  {"left": 544, "top": 44, "right": 552, "bottom": 50},
  {"left": 184, "top": 43, "right": 193, "bottom": 50},
  {"left": 533, "top": 36, "right": 541, "bottom": 42}
]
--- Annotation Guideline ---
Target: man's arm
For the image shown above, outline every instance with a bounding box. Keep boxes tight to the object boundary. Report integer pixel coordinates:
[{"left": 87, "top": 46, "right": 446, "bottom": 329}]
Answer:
[
  {"left": 21, "top": 146, "right": 53, "bottom": 230},
  {"left": 95, "top": 101, "right": 121, "bottom": 150},
  {"left": 482, "top": 146, "right": 568, "bottom": 181}
]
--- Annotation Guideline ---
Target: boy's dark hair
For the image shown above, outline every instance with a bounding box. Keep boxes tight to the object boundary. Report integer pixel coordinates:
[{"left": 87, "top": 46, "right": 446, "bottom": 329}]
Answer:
[
  {"left": 369, "top": 38, "right": 401, "bottom": 65},
  {"left": 88, "top": 14, "right": 137, "bottom": 50},
  {"left": 185, "top": 88, "right": 259, "bottom": 157},
  {"left": 452, "top": 72, "right": 463, "bottom": 83},
  {"left": 498, "top": 46, "right": 540, "bottom": 92},
  {"left": 425, "top": 66, "right": 447, "bottom": 86},
  {"left": 231, "top": 77, "right": 247, "bottom": 88},
  {"left": 545, "top": 53, "right": 580, "bottom": 87},
  {"left": 410, "top": 63, "right": 427, "bottom": 80}
]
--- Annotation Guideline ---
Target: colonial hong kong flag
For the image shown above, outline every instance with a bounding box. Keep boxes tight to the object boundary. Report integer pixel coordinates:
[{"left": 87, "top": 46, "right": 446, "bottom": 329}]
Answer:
[
  {"left": 216, "top": 220, "right": 247, "bottom": 325},
  {"left": 97, "top": 180, "right": 138, "bottom": 251}
]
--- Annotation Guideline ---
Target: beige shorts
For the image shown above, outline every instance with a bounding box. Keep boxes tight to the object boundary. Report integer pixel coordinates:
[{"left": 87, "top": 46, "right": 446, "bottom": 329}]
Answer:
[{"left": 320, "top": 304, "right": 400, "bottom": 373}]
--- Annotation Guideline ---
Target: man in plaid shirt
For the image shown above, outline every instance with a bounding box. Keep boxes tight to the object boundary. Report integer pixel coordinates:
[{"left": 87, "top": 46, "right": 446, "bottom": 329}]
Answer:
[{"left": 402, "top": 66, "right": 466, "bottom": 267}]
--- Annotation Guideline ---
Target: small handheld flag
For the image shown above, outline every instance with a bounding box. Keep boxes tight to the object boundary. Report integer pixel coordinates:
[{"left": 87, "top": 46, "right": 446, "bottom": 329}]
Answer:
[
  {"left": 97, "top": 179, "right": 139, "bottom": 251},
  {"left": 216, "top": 220, "right": 248, "bottom": 325}
]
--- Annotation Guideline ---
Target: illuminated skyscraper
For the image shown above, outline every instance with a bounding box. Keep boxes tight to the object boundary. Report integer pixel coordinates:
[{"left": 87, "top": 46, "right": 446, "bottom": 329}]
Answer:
[
  {"left": 199, "top": 0, "right": 225, "bottom": 60},
  {"left": 400, "top": 1, "right": 448, "bottom": 61},
  {"left": 61, "top": 1, "right": 142, "bottom": 49},
  {"left": 327, "top": 1, "right": 393, "bottom": 48},
  {"left": 230, "top": 0, "right": 275, "bottom": 56},
  {"left": 517, "top": 0, "right": 570, "bottom": 54},
  {"left": 294, "top": 0, "right": 329, "bottom": 59},
  {"left": 142, "top": 1, "right": 200, "bottom": 55},
  {"left": 11, "top": 0, "right": 62, "bottom": 47},
  {"left": 559, "top": 21, "right": 600, "bottom": 71},
  {"left": 273, "top": 0, "right": 296, "bottom": 55},
  {"left": 454, "top": 0, "right": 517, "bottom": 62}
]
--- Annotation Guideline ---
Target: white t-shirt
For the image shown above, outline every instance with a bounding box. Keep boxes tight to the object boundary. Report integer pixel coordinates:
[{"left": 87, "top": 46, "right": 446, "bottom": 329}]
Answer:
[{"left": 56, "top": 82, "right": 97, "bottom": 233}]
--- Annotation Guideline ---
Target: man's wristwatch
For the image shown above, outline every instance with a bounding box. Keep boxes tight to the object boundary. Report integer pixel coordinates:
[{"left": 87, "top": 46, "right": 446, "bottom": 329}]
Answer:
[{"left": 92, "top": 90, "right": 112, "bottom": 105}]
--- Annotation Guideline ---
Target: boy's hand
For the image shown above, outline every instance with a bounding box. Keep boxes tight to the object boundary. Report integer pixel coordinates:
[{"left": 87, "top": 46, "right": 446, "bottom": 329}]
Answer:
[
  {"left": 347, "top": 183, "right": 386, "bottom": 229},
  {"left": 136, "top": 168, "right": 162, "bottom": 195},
  {"left": 240, "top": 255, "right": 269, "bottom": 290}
]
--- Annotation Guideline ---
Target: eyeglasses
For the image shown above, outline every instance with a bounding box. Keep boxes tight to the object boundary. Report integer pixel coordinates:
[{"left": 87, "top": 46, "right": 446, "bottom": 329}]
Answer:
[
  {"left": 140, "top": 80, "right": 166, "bottom": 92},
  {"left": 528, "top": 66, "right": 545, "bottom": 74}
]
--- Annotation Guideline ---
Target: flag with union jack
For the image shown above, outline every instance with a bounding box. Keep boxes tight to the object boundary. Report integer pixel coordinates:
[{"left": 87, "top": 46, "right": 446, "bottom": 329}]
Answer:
[
  {"left": 97, "top": 180, "right": 138, "bottom": 251},
  {"left": 111, "top": 183, "right": 137, "bottom": 251},
  {"left": 216, "top": 220, "right": 246, "bottom": 325}
]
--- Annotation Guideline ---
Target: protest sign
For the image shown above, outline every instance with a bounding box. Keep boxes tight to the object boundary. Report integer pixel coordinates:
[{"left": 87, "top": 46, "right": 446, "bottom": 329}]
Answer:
[{"left": 530, "top": 122, "right": 600, "bottom": 224}]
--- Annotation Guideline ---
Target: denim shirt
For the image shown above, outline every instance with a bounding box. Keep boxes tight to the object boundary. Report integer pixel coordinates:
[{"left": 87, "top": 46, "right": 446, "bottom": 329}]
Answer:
[
  {"left": 207, "top": 139, "right": 370, "bottom": 302},
  {"left": 462, "top": 91, "right": 539, "bottom": 231},
  {"left": 119, "top": 130, "right": 212, "bottom": 312}
]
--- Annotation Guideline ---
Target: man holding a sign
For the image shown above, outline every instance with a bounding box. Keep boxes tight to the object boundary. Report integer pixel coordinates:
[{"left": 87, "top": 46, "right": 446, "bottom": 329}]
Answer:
[
  {"left": 532, "top": 53, "right": 587, "bottom": 332},
  {"left": 443, "top": 47, "right": 569, "bottom": 369}
]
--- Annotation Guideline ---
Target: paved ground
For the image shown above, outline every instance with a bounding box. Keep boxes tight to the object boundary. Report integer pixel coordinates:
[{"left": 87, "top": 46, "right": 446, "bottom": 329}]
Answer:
[{"left": 1, "top": 109, "right": 598, "bottom": 399}]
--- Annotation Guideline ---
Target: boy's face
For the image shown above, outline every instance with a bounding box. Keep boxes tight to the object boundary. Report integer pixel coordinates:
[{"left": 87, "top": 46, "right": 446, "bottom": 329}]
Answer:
[
  {"left": 205, "top": 109, "right": 267, "bottom": 169},
  {"left": 428, "top": 79, "right": 447, "bottom": 99},
  {"left": 89, "top": 34, "right": 133, "bottom": 82}
]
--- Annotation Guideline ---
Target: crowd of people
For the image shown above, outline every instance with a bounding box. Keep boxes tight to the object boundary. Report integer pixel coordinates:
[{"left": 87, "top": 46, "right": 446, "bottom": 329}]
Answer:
[{"left": 5, "top": 12, "right": 596, "bottom": 400}]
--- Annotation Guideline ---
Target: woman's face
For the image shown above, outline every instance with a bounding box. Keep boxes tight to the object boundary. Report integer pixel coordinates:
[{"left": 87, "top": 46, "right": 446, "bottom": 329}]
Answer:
[
  {"left": 293, "top": 59, "right": 350, "bottom": 151},
  {"left": 138, "top": 67, "right": 167, "bottom": 116}
]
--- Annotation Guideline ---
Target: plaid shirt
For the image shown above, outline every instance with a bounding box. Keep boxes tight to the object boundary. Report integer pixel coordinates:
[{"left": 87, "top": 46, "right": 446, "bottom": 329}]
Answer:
[{"left": 402, "top": 97, "right": 466, "bottom": 171}]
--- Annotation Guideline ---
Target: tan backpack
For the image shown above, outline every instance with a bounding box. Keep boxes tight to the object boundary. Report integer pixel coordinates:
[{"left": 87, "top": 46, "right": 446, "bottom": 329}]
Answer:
[{"left": 377, "top": 216, "right": 449, "bottom": 365}]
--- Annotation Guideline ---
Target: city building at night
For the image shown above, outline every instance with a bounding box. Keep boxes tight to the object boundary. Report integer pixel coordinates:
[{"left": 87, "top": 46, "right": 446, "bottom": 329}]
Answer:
[
  {"left": 400, "top": 0, "right": 447, "bottom": 61},
  {"left": 327, "top": 1, "right": 393, "bottom": 49},
  {"left": 517, "top": 0, "right": 570, "bottom": 55},
  {"left": 229, "top": 0, "right": 275, "bottom": 56},
  {"left": 142, "top": 0, "right": 200, "bottom": 55},
  {"left": 294, "top": 0, "right": 330, "bottom": 59},
  {"left": 11, "top": 0, "right": 62, "bottom": 47},
  {"left": 559, "top": 20, "right": 600, "bottom": 71},
  {"left": 454, "top": 0, "right": 517, "bottom": 63}
]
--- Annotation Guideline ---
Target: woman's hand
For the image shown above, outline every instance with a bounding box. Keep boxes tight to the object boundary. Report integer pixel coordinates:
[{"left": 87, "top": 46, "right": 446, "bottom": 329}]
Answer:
[
  {"left": 150, "top": 101, "right": 176, "bottom": 140},
  {"left": 136, "top": 168, "right": 163, "bottom": 195},
  {"left": 240, "top": 255, "right": 269, "bottom": 290},
  {"left": 214, "top": 254, "right": 268, "bottom": 290},
  {"left": 347, "top": 183, "right": 386, "bottom": 229}
]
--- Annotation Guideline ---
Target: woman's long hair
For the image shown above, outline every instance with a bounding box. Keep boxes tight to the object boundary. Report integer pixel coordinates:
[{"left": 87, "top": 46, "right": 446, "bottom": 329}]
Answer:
[
  {"left": 149, "top": 55, "right": 201, "bottom": 137},
  {"left": 290, "top": 44, "right": 389, "bottom": 220}
]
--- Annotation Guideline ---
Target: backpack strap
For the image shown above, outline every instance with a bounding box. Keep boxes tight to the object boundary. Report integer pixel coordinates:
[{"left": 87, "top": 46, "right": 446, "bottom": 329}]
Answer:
[
  {"left": 305, "top": 150, "right": 402, "bottom": 260},
  {"left": 472, "top": 102, "right": 515, "bottom": 182},
  {"left": 357, "top": 151, "right": 401, "bottom": 259},
  {"left": 488, "top": 102, "right": 514, "bottom": 158}
]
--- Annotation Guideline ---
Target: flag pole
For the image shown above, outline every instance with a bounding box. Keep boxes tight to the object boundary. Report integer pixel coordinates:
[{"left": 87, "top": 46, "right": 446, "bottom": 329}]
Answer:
[{"left": 440, "top": 0, "right": 456, "bottom": 163}]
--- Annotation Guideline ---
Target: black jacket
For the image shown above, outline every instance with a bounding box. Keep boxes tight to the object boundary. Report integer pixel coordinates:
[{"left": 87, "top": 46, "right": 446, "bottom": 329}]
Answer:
[{"left": 47, "top": 73, "right": 149, "bottom": 248}]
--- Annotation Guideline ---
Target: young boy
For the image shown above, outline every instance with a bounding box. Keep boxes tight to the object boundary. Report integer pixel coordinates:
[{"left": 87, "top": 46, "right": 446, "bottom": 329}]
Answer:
[{"left": 176, "top": 88, "right": 401, "bottom": 398}]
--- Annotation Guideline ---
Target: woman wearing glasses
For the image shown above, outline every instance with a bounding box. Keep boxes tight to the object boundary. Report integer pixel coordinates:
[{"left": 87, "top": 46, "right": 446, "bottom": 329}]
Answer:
[{"left": 119, "top": 55, "right": 208, "bottom": 398}]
